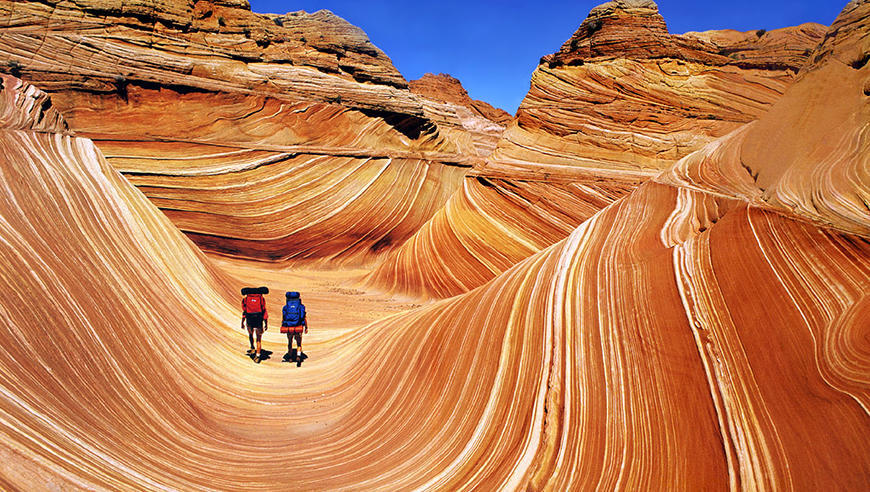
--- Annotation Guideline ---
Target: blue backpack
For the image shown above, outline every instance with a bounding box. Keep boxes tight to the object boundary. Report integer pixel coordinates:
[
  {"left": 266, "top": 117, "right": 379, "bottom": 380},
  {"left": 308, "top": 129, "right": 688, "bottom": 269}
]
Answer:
[{"left": 282, "top": 292, "right": 306, "bottom": 326}]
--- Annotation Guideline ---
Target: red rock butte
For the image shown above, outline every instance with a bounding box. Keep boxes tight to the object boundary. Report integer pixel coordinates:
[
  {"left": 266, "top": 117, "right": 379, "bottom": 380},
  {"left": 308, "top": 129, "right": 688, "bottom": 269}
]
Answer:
[{"left": 0, "top": 0, "right": 867, "bottom": 489}]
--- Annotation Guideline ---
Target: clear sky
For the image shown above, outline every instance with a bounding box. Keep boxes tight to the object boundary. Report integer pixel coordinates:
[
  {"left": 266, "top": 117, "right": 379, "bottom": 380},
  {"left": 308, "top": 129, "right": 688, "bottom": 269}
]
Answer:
[{"left": 248, "top": 0, "right": 846, "bottom": 114}]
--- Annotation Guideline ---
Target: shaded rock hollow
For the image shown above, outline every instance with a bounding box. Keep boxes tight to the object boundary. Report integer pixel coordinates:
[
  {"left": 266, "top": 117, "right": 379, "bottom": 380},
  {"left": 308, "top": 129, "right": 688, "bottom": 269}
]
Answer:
[{"left": 0, "top": 0, "right": 508, "bottom": 264}]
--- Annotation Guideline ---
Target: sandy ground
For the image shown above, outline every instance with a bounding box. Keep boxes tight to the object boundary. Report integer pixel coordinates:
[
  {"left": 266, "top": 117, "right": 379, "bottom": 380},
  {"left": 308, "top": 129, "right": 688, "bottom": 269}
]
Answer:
[{"left": 209, "top": 255, "right": 427, "bottom": 361}]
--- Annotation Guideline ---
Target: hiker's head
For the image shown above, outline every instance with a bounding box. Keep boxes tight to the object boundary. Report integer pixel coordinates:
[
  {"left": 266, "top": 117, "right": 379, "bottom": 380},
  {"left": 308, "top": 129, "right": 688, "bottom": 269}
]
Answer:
[{"left": 286, "top": 291, "right": 300, "bottom": 300}]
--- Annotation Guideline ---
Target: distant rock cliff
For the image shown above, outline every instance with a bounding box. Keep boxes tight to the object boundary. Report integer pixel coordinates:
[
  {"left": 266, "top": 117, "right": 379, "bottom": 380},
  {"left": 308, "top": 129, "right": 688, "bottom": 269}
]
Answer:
[
  {"left": 410, "top": 73, "right": 513, "bottom": 126},
  {"left": 493, "top": 0, "right": 825, "bottom": 179}
]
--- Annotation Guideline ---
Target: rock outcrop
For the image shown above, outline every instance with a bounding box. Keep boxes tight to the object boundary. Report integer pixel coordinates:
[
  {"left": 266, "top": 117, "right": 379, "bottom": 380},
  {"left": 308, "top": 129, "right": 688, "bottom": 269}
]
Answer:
[
  {"left": 0, "top": 0, "right": 508, "bottom": 263},
  {"left": 410, "top": 73, "right": 513, "bottom": 126},
  {"left": 658, "top": 0, "right": 870, "bottom": 238},
  {"left": 491, "top": 1, "right": 824, "bottom": 179},
  {"left": 368, "top": 0, "right": 827, "bottom": 298},
  {"left": 408, "top": 73, "right": 513, "bottom": 156}
]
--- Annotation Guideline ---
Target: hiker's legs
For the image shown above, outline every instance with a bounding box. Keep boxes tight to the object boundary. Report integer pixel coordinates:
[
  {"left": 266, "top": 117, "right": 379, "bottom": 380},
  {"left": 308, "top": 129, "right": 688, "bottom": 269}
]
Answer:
[
  {"left": 255, "top": 328, "right": 263, "bottom": 355},
  {"left": 286, "top": 332, "right": 293, "bottom": 352},
  {"left": 247, "top": 327, "right": 254, "bottom": 350},
  {"left": 294, "top": 332, "right": 303, "bottom": 355}
]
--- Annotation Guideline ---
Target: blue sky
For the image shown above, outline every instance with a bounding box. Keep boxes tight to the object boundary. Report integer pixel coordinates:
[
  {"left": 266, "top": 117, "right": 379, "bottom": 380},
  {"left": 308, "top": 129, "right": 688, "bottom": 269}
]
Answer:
[{"left": 248, "top": 1, "right": 846, "bottom": 114}]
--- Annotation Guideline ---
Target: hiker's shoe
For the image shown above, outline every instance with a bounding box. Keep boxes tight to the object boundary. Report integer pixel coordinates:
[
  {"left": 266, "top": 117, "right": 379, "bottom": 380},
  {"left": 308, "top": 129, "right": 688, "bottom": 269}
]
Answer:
[
  {"left": 254, "top": 353, "right": 261, "bottom": 363},
  {"left": 246, "top": 348, "right": 255, "bottom": 355}
]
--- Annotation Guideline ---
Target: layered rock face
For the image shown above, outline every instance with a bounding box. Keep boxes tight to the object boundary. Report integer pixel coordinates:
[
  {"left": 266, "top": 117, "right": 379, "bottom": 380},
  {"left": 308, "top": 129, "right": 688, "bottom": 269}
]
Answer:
[
  {"left": 486, "top": 0, "right": 824, "bottom": 179},
  {"left": 365, "top": 3, "right": 869, "bottom": 487},
  {"left": 408, "top": 73, "right": 511, "bottom": 157},
  {"left": 1, "top": 0, "right": 867, "bottom": 481},
  {"left": 410, "top": 73, "right": 513, "bottom": 126},
  {"left": 0, "top": 0, "right": 868, "bottom": 489},
  {"left": 0, "top": 0, "right": 507, "bottom": 263},
  {"left": 0, "top": 74, "right": 247, "bottom": 488},
  {"left": 368, "top": 0, "right": 825, "bottom": 298},
  {"left": 658, "top": 0, "right": 870, "bottom": 238}
]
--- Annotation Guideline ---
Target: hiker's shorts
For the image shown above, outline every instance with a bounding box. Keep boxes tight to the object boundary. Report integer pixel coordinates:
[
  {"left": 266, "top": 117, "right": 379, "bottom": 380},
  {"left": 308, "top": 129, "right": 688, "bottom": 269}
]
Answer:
[
  {"left": 245, "top": 313, "right": 264, "bottom": 331},
  {"left": 284, "top": 331, "right": 302, "bottom": 346}
]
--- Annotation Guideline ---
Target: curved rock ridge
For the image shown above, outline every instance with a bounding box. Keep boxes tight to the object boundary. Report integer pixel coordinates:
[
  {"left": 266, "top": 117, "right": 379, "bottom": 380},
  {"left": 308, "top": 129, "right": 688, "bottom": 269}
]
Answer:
[
  {"left": 0, "top": 75, "right": 250, "bottom": 488},
  {"left": 0, "top": 75, "right": 70, "bottom": 134},
  {"left": 367, "top": 0, "right": 826, "bottom": 299},
  {"left": 0, "top": 0, "right": 514, "bottom": 262},
  {"left": 366, "top": 175, "right": 638, "bottom": 298},
  {"left": 658, "top": 0, "right": 870, "bottom": 237},
  {"left": 2, "top": 70, "right": 867, "bottom": 490},
  {"left": 362, "top": 180, "right": 870, "bottom": 490}
]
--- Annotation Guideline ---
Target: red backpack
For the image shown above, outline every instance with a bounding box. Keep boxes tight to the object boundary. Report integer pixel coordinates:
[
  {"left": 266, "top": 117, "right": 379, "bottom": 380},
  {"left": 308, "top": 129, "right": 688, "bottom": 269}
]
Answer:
[{"left": 243, "top": 294, "right": 264, "bottom": 314}]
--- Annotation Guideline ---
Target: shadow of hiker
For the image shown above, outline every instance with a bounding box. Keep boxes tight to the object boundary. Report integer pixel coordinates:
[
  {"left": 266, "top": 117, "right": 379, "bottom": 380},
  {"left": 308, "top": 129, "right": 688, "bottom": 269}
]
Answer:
[
  {"left": 282, "top": 351, "right": 309, "bottom": 366},
  {"left": 246, "top": 349, "right": 272, "bottom": 362}
]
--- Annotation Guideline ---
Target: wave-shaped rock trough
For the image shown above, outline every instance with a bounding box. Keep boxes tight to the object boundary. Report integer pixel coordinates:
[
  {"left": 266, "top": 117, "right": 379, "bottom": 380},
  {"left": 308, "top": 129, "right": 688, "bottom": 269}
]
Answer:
[{"left": 0, "top": 0, "right": 868, "bottom": 489}]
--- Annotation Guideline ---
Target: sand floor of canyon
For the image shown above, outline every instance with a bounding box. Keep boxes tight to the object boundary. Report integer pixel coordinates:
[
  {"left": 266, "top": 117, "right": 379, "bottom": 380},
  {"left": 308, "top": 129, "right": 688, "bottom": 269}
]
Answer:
[{"left": 210, "top": 255, "right": 427, "bottom": 359}]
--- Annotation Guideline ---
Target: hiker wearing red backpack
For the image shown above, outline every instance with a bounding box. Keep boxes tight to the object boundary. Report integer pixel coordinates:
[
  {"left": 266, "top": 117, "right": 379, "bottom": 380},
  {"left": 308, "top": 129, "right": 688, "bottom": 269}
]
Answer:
[
  {"left": 241, "top": 287, "right": 269, "bottom": 362},
  {"left": 281, "top": 291, "right": 308, "bottom": 366}
]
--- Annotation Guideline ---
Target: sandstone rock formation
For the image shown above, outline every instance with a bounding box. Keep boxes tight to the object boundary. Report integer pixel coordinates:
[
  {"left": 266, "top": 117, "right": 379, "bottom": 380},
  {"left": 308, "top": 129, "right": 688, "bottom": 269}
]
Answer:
[
  {"left": 658, "top": 0, "right": 870, "bottom": 238},
  {"left": 0, "top": 0, "right": 867, "bottom": 489},
  {"left": 368, "top": 0, "right": 827, "bottom": 298},
  {"left": 410, "top": 73, "right": 513, "bottom": 126},
  {"left": 409, "top": 73, "right": 512, "bottom": 156},
  {"left": 489, "top": 2, "right": 824, "bottom": 178},
  {"left": 1, "top": 0, "right": 868, "bottom": 480},
  {"left": 0, "top": 0, "right": 506, "bottom": 263}
]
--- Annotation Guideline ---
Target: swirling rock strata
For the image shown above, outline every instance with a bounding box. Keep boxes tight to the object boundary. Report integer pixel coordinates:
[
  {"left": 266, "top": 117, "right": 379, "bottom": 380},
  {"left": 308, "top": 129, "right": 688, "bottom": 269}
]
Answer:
[
  {"left": 361, "top": 180, "right": 870, "bottom": 489},
  {"left": 369, "top": 0, "right": 825, "bottom": 299},
  {"left": 3, "top": 73, "right": 865, "bottom": 488},
  {"left": 362, "top": 4, "right": 869, "bottom": 484},
  {"left": 658, "top": 0, "right": 870, "bottom": 238},
  {"left": 0, "top": 0, "right": 509, "bottom": 262},
  {"left": 0, "top": 75, "right": 245, "bottom": 488},
  {"left": 1, "top": 0, "right": 869, "bottom": 484}
]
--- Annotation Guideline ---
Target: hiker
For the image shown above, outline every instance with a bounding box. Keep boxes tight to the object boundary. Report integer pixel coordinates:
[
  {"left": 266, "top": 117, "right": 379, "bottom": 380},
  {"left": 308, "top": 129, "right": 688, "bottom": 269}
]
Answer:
[
  {"left": 281, "top": 291, "right": 308, "bottom": 366},
  {"left": 241, "top": 287, "right": 269, "bottom": 362}
]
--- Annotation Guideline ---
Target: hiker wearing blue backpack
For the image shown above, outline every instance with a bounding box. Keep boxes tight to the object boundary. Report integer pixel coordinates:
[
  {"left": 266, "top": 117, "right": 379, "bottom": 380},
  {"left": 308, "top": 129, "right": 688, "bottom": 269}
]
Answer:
[{"left": 281, "top": 291, "right": 308, "bottom": 366}]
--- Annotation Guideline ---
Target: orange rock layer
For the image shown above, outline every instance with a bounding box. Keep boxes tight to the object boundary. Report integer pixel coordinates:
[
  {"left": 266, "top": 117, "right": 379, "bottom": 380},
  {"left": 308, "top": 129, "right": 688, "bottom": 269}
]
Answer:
[
  {"left": 1, "top": 62, "right": 867, "bottom": 488},
  {"left": 410, "top": 73, "right": 513, "bottom": 126},
  {"left": 369, "top": 0, "right": 826, "bottom": 299},
  {"left": 0, "top": 0, "right": 509, "bottom": 262}
]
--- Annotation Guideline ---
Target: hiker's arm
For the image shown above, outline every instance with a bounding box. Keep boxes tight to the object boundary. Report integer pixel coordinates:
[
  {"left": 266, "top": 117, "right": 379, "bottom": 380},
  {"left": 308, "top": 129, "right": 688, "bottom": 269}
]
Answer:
[
  {"left": 263, "top": 305, "right": 268, "bottom": 331},
  {"left": 241, "top": 313, "right": 246, "bottom": 330},
  {"left": 304, "top": 317, "right": 308, "bottom": 334}
]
